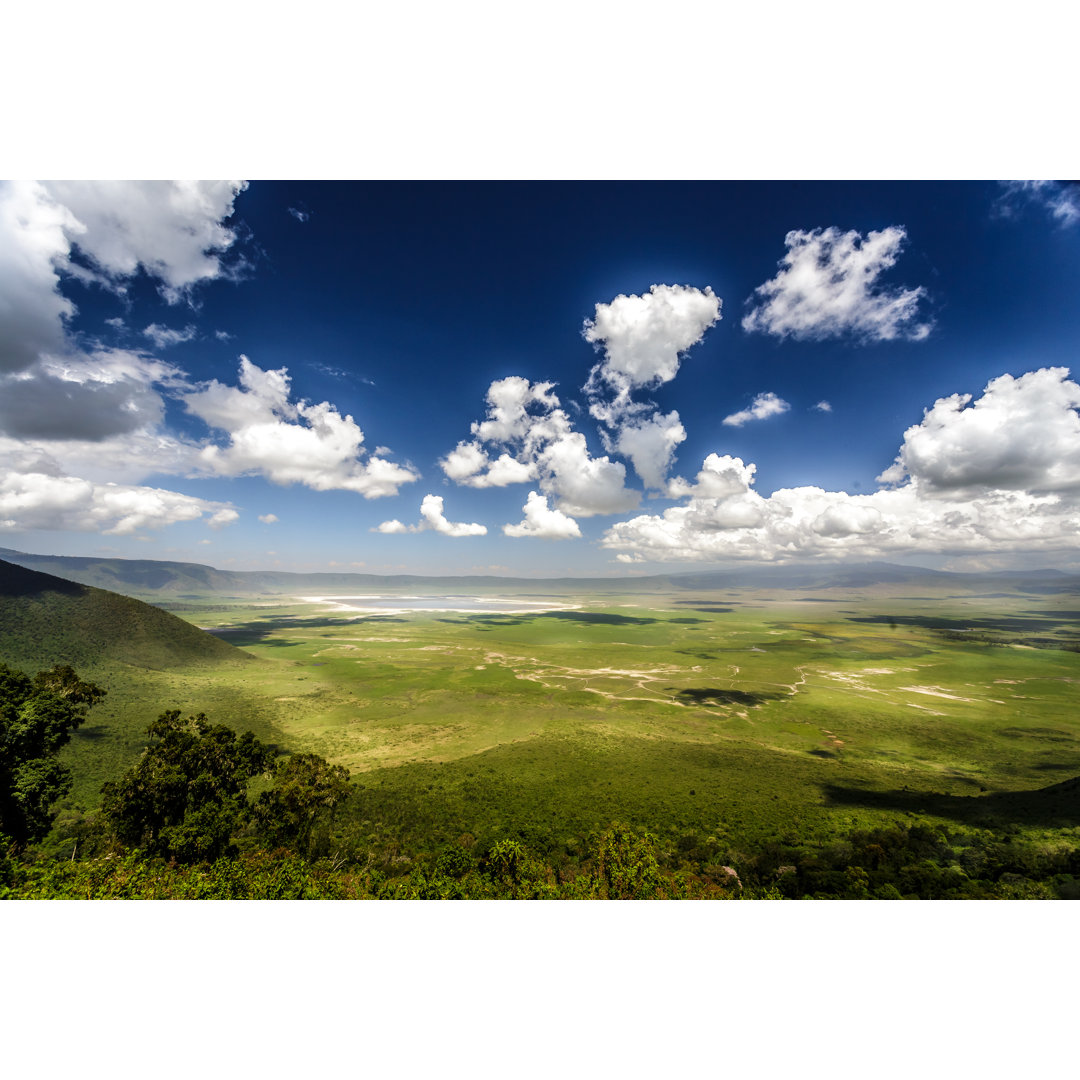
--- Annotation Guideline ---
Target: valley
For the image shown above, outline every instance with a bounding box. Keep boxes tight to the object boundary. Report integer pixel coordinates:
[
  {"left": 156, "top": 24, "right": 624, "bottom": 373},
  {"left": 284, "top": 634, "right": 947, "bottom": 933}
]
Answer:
[{"left": 4, "top": 553, "right": 1080, "bottom": 897}]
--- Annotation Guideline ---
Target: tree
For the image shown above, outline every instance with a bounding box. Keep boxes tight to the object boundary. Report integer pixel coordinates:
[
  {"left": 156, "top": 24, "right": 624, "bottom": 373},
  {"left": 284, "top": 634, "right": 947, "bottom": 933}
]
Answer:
[
  {"left": 0, "top": 663, "right": 105, "bottom": 848},
  {"left": 590, "top": 824, "right": 661, "bottom": 899},
  {"left": 101, "top": 710, "right": 274, "bottom": 864},
  {"left": 253, "top": 753, "right": 351, "bottom": 855}
]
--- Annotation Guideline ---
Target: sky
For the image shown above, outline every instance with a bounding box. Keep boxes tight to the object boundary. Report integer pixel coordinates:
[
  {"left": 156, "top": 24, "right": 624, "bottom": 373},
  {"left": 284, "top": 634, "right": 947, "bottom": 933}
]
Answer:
[{"left": 2, "top": 179, "right": 1080, "bottom": 577}]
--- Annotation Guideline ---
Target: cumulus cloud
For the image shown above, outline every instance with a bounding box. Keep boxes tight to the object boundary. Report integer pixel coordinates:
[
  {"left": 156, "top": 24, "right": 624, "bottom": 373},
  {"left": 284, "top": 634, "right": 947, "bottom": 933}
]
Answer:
[
  {"left": 443, "top": 288, "right": 723, "bottom": 505},
  {"left": 143, "top": 323, "right": 196, "bottom": 348},
  {"left": 722, "top": 391, "right": 790, "bottom": 428},
  {"left": 0, "top": 181, "right": 81, "bottom": 374},
  {"left": 503, "top": 491, "right": 582, "bottom": 539},
  {"left": 185, "top": 356, "right": 418, "bottom": 497},
  {"left": 878, "top": 367, "right": 1080, "bottom": 494},
  {"left": 0, "top": 180, "right": 337, "bottom": 541},
  {"left": 0, "top": 428, "right": 202, "bottom": 489},
  {"left": 667, "top": 453, "right": 760, "bottom": 500},
  {"left": 583, "top": 284, "right": 721, "bottom": 398},
  {"left": 742, "top": 226, "right": 932, "bottom": 342},
  {"left": 603, "top": 367, "right": 1080, "bottom": 563},
  {"left": 39, "top": 180, "right": 247, "bottom": 303},
  {"left": 0, "top": 349, "right": 180, "bottom": 442},
  {"left": 997, "top": 181, "right": 1080, "bottom": 228},
  {"left": 208, "top": 508, "right": 239, "bottom": 529},
  {"left": 582, "top": 284, "right": 721, "bottom": 491},
  {"left": 440, "top": 376, "right": 639, "bottom": 516},
  {"left": 813, "top": 400, "right": 832, "bottom": 413},
  {"left": 0, "top": 179, "right": 258, "bottom": 528},
  {"left": 258, "top": 513, "right": 279, "bottom": 524},
  {"left": 374, "top": 494, "right": 487, "bottom": 537},
  {"left": 606, "top": 410, "right": 687, "bottom": 491},
  {"left": 1, "top": 181, "right": 246, "bottom": 379},
  {"left": 0, "top": 470, "right": 237, "bottom": 536},
  {"left": 420, "top": 494, "right": 486, "bottom": 536}
]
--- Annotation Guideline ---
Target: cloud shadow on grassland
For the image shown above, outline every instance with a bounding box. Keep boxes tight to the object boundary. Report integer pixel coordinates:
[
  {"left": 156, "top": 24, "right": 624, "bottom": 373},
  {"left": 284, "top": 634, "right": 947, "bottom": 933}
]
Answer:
[
  {"left": 823, "top": 775, "right": 1080, "bottom": 828},
  {"left": 673, "top": 687, "right": 786, "bottom": 707}
]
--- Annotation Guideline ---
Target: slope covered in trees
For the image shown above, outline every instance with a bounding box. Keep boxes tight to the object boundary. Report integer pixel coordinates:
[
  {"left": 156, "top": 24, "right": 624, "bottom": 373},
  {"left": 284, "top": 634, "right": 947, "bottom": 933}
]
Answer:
[{"left": 0, "top": 558, "right": 250, "bottom": 671}]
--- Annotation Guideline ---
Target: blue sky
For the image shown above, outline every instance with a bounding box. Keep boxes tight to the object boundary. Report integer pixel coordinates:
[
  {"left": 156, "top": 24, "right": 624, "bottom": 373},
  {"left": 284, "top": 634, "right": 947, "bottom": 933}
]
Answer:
[{"left": 2, "top": 180, "right": 1079, "bottom": 575}]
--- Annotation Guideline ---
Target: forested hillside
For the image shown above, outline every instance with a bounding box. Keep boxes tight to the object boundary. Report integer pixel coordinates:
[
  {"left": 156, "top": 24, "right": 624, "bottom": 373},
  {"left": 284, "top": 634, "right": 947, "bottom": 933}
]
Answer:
[{"left": 0, "top": 558, "right": 248, "bottom": 670}]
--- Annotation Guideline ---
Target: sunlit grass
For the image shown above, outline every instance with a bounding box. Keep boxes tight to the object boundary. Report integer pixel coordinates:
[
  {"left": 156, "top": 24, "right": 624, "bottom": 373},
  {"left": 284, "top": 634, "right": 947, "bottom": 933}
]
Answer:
[{"left": 53, "top": 587, "right": 1080, "bottom": 855}]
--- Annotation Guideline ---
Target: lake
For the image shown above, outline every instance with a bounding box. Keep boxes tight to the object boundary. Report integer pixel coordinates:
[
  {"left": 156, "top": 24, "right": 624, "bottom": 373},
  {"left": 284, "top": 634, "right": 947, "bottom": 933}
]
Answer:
[{"left": 298, "top": 594, "right": 575, "bottom": 614}]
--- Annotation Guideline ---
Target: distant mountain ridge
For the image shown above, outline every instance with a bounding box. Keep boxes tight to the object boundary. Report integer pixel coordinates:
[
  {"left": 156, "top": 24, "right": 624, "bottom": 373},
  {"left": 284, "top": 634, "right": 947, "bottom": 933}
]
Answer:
[
  {"left": 2, "top": 547, "right": 1077, "bottom": 600},
  {"left": 0, "top": 557, "right": 250, "bottom": 671}
]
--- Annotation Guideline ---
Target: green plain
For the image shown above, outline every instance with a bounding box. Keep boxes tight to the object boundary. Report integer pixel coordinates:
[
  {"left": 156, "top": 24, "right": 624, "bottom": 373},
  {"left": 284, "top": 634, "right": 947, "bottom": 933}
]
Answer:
[{"left": 55, "top": 585, "right": 1080, "bottom": 859}]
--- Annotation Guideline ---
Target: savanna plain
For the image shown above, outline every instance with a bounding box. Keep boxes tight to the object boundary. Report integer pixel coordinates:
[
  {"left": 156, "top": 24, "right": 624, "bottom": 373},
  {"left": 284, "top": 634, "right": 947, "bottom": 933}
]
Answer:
[{"left": 19, "top": 569, "right": 1079, "bottom": 899}]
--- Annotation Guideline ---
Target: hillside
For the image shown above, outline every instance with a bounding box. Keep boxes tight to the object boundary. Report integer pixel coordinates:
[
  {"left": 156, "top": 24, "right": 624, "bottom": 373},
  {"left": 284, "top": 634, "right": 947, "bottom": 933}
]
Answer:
[{"left": 0, "top": 558, "right": 251, "bottom": 671}]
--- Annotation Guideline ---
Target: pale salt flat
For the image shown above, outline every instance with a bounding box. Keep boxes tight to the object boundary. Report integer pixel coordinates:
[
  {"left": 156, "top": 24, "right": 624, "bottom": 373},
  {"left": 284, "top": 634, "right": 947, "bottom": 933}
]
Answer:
[{"left": 298, "top": 594, "right": 579, "bottom": 615}]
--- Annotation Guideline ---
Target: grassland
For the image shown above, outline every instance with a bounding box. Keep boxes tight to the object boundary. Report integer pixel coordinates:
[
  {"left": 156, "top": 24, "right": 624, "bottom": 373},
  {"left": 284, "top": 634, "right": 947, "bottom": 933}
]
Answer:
[{"left": 46, "top": 581, "right": 1076, "bottom": 873}]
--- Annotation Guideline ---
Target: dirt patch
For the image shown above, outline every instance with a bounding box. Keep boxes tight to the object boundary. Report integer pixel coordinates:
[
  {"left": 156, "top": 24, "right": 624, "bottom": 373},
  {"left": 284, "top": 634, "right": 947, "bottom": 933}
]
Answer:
[{"left": 899, "top": 685, "right": 976, "bottom": 702}]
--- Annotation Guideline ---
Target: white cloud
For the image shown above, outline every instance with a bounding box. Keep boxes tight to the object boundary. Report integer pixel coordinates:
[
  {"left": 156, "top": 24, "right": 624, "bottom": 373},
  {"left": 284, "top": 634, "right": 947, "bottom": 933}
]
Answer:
[
  {"left": 374, "top": 494, "right": 487, "bottom": 537},
  {"left": 583, "top": 284, "right": 721, "bottom": 396},
  {"left": 185, "top": 356, "right": 419, "bottom": 497},
  {"left": 583, "top": 285, "right": 720, "bottom": 491},
  {"left": 288, "top": 207, "right": 311, "bottom": 223},
  {"left": 1, "top": 181, "right": 246, "bottom": 379},
  {"left": 0, "top": 179, "right": 259, "bottom": 532},
  {"left": 0, "top": 181, "right": 81, "bottom": 374},
  {"left": 214, "top": 330, "right": 234, "bottom": 341},
  {"left": 0, "top": 349, "right": 180, "bottom": 442},
  {"left": 503, "top": 491, "right": 581, "bottom": 539},
  {"left": 0, "top": 427, "right": 201, "bottom": 488},
  {"left": 143, "top": 323, "right": 196, "bottom": 348},
  {"left": 813, "top": 400, "right": 832, "bottom": 413},
  {"left": 258, "top": 513, "right": 279, "bottom": 524},
  {"left": 878, "top": 367, "right": 1080, "bottom": 494},
  {"left": 603, "top": 367, "right": 1080, "bottom": 563},
  {"left": 742, "top": 226, "right": 931, "bottom": 342},
  {"left": 534, "top": 428, "right": 639, "bottom": 517},
  {"left": 442, "top": 441, "right": 537, "bottom": 488},
  {"left": 419, "top": 494, "right": 486, "bottom": 536},
  {"left": 443, "top": 288, "right": 723, "bottom": 505},
  {"left": 667, "top": 453, "right": 759, "bottom": 499},
  {"left": 0, "top": 470, "right": 237, "bottom": 536},
  {"left": 475, "top": 376, "right": 560, "bottom": 442},
  {"left": 722, "top": 391, "right": 790, "bottom": 428},
  {"left": 208, "top": 508, "right": 239, "bottom": 529},
  {"left": 607, "top": 410, "right": 686, "bottom": 491},
  {"left": 440, "top": 376, "right": 639, "bottom": 516},
  {"left": 39, "top": 180, "right": 247, "bottom": 303},
  {"left": 998, "top": 181, "right": 1080, "bottom": 228}
]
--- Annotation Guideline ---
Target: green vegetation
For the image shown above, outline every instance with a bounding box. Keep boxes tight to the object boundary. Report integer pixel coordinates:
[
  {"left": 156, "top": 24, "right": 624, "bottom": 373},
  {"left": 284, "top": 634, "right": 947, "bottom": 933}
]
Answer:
[
  {"left": 0, "top": 663, "right": 104, "bottom": 846},
  {"left": 0, "top": 558, "right": 248, "bottom": 670},
  {"left": 100, "top": 710, "right": 276, "bottom": 863},
  {"left": 3, "top": 556, "right": 1080, "bottom": 898}
]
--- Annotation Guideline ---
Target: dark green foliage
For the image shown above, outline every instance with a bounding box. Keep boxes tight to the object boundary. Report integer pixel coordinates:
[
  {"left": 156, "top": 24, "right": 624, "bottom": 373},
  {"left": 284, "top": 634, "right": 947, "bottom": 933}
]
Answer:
[
  {"left": 0, "top": 663, "right": 105, "bottom": 847},
  {"left": 435, "top": 843, "right": 473, "bottom": 879},
  {"left": 101, "top": 710, "right": 275, "bottom": 863},
  {"left": 0, "top": 558, "right": 248, "bottom": 670},
  {"left": 254, "top": 752, "right": 351, "bottom": 855},
  {"left": 590, "top": 824, "right": 662, "bottom": 899},
  {"left": 4, "top": 811, "right": 1079, "bottom": 898}
]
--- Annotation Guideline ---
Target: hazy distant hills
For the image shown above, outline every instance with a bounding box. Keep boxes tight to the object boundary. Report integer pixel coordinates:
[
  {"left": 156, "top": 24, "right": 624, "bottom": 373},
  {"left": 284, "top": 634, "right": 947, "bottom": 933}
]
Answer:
[
  {"left": 1, "top": 547, "right": 1077, "bottom": 600},
  {"left": 0, "top": 557, "right": 250, "bottom": 671}
]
